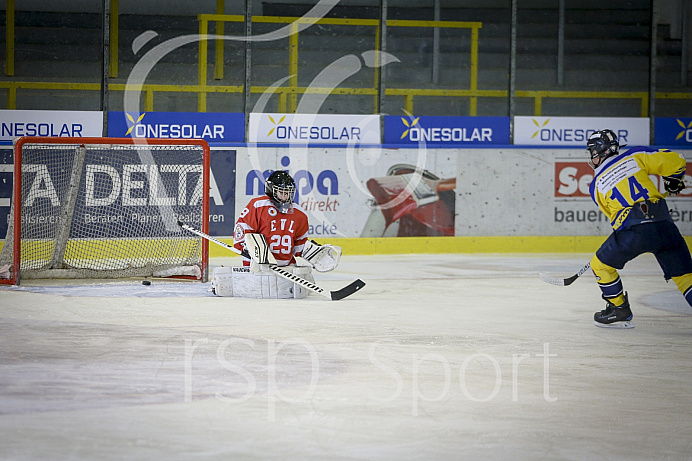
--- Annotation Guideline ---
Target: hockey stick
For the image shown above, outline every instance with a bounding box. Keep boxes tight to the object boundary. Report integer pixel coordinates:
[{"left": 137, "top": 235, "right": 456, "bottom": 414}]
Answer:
[
  {"left": 178, "top": 221, "right": 365, "bottom": 300},
  {"left": 539, "top": 262, "right": 591, "bottom": 287}
]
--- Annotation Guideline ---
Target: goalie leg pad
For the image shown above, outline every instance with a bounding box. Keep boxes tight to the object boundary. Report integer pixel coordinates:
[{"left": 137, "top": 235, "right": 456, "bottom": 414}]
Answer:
[
  {"left": 292, "top": 266, "right": 314, "bottom": 299},
  {"left": 211, "top": 266, "right": 234, "bottom": 296},
  {"left": 212, "top": 266, "right": 313, "bottom": 299},
  {"left": 232, "top": 267, "right": 279, "bottom": 298}
]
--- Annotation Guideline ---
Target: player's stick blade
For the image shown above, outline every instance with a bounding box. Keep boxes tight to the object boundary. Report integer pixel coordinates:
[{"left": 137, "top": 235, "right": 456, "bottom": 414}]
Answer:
[
  {"left": 539, "top": 262, "right": 591, "bottom": 287},
  {"left": 330, "top": 279, "right": 366, "bottom": 301},
  {"left": 539, "top": 272, "right": 575, "bottom": 286}
]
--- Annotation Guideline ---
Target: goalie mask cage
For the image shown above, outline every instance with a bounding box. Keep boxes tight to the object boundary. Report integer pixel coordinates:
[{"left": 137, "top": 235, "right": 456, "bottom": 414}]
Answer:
[{"left": 0, "top": 137, "right": 210, "bottom": 285}]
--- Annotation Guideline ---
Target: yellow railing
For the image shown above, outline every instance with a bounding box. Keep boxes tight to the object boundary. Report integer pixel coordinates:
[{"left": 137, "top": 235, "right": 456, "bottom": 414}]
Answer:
[
  {"left": 196, "top": 15, "right": 482, "bottom": 114},
  {"left": 3, "top": 80, "right": 691, "bottom": 118},
  {"left": 2, "top": 9, "right": 691, "bottom": 116}
]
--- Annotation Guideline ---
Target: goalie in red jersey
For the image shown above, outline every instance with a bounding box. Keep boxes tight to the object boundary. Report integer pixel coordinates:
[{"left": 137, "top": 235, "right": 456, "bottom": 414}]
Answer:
[
  {"left": 234, "top": 170, "right": 310, "bottom": 267},
  {"left": 211, "top": 170, "right": 342, "bottom": 298}
]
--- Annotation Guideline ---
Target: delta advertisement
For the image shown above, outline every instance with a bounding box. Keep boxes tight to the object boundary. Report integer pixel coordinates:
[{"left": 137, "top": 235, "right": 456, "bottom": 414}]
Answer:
[
  {"left": 383, "top": 115, "right": 510, "bottom": 146},
  {"left": 207, "top": 149, "right": 237, "bottom": 235},
  {"left": 0, "top": 146, "right": 237, "bottom": 240}
]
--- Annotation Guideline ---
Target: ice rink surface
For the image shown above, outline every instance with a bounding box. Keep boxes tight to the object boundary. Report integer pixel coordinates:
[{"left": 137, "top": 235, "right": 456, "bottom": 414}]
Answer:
[{"left": 1, "top": 253, "right": 692, "bottom": 460}]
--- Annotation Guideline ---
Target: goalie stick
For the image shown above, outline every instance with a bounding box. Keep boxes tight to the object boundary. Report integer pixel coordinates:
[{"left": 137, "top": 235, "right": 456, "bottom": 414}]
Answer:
[
  {"left": 178, "top": 221, "right": 365, "bottom": 300},
  {"left": 539, "top": 262, "right": 591, "bottom": 287}
]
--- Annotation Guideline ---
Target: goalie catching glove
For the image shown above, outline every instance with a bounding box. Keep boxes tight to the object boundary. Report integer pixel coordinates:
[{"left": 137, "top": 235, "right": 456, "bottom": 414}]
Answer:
[
  {"left": 301, "top": 240, "right": 342, "bottom": 272},
  {"left": 663, "top": 176, "right": 686, "bottom": 196}
]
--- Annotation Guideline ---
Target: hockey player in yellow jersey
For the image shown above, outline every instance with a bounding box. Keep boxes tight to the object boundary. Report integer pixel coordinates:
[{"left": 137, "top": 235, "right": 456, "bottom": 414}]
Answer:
[{"left": 587, "top": 129, "right": 692, "bottom": 328}]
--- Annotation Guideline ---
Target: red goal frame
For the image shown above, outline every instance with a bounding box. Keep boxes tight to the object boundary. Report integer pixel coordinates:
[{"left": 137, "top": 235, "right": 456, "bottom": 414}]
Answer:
[{"left": 1, "top": 137, "right": 210, "bottom": 285}]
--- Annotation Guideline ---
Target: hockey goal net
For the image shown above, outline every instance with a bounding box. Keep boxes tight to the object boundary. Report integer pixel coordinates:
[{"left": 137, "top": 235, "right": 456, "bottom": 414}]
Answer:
[{"left": 0, "top": 137, "right": 209, "bottom": 285}]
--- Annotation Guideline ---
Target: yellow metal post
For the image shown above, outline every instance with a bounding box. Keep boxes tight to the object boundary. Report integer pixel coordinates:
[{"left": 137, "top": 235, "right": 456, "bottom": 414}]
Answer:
[
  {"left": 198, "top": 18, "right": 208, "bottom": 112},
  {"left": 469, "top": 25, "right": 479, "bottom": 116},
  {"left": 8, "top": 84, "right": 16, "bottom": 109},
  {"left": 405, "top": 94, "right": 414, "bottom": 114},
  {"left": 145, "top": 90, "right": 154, "bottom": 111},
  {"left": 289, "top": 22, "right": 299, "bottom": 113},
  {"left": 110, "top": 0, "right": 119, "bottom": 78},
  {"left": 641, "top": 96, "right": 648, "bottom": 117}
]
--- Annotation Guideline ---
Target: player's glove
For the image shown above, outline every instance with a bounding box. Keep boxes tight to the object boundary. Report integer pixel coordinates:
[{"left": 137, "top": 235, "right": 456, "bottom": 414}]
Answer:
[
  {"left": 301, "top": 240, "right": 342, "bottom": 272},
  {"left": 663, "top": 176, "right": 686, "bottom": 196}
]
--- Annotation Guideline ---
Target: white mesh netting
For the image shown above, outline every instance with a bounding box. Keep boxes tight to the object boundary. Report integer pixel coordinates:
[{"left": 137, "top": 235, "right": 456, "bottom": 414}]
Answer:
[{"left": 0, "top": 140, "right": 208, "bottom": 281}]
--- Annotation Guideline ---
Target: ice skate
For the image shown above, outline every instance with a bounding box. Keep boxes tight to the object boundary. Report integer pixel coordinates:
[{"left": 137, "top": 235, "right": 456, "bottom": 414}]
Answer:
[{"left": 594, "top": 293, "right": 634, "bottom": 329}]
